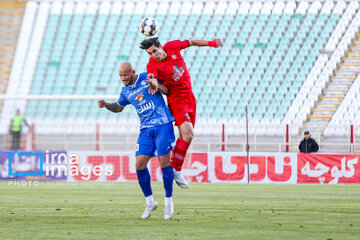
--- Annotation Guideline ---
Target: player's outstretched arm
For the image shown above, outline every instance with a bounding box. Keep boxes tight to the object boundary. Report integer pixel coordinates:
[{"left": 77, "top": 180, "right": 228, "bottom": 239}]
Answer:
[
  {"left": 189, "top": 39, "right": 223, "bottom": 48},
  {"left": 98, "top": 99, "right": 123, "bottom": 113}
]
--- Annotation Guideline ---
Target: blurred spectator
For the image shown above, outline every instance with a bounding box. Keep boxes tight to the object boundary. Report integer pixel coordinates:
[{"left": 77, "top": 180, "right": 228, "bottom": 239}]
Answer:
[
  {"left": 9, "top": 109, "right": 30, "bottom": 150},
  {"left": 299, "top": 131, "right": 319, "bottom": 153}
]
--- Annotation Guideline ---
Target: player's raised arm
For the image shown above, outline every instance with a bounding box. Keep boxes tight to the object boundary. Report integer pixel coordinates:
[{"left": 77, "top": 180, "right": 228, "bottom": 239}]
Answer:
[
  {"left": 189, "top": 39, "right": 223, "bottom": 48},
  {"left": 98, "top": 99, "right": 124, "bottom": 113}
]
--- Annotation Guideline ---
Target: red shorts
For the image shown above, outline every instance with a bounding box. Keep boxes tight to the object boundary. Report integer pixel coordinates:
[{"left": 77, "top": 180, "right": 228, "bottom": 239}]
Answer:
[{"left": 171, "top": 106, "right": 196, "bottom": 128}]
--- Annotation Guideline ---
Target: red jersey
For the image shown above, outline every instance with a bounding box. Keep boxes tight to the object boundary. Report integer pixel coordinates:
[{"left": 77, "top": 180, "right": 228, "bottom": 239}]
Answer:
[{"left": 146, "top": 40, "right": 196, "bottom": 112}]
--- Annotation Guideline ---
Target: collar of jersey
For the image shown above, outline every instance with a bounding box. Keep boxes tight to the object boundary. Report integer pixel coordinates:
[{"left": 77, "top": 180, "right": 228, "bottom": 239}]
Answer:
[{"left": 129, "top": 74, "right": 140, "bottom": 88}]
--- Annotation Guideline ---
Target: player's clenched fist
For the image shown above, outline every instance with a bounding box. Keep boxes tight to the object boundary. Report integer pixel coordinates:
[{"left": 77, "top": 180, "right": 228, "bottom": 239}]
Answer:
[
  {"left": 98, "top": 99, "right": 107, "bottom": 108},
  {"left": 214, "top": 39, "right": 223, "bottom": 47},
  {"left": 147, "top": 74, "right": 159, "bottom": 95}
]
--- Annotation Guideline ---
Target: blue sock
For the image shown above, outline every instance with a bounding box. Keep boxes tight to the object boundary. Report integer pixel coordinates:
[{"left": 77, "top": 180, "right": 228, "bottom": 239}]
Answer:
[
  {"left": 162, "top": 165, "right": 174, "bottom": 198},
  {"left": 136, "top": 168, "right": 152, "bottom": 197}
]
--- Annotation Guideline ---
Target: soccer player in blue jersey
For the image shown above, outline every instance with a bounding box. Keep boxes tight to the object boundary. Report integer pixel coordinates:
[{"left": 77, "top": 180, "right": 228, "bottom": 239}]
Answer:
[{"left": 98, "top": 62, "right": 175, "bottom": 219}]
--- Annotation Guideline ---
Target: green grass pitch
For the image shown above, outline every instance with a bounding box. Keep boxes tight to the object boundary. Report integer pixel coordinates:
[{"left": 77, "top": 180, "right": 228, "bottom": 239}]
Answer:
[{"left": 0, "top": 182, "right": 360, "bottom": 240}]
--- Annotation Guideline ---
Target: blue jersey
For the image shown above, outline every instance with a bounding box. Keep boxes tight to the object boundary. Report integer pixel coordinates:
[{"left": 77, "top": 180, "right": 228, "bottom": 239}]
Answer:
[{"left": 117, "top": 72, "right": 174, "bottom": 130}]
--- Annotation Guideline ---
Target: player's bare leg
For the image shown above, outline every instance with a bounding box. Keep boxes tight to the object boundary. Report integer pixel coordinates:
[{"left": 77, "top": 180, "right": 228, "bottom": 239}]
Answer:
[
  {"left": 158, "top": 153, "right": 174, "bottom": 219},
  {"left": 178, "top": 121, "right": 194, "bottom": 143},
  {"left": 171, "top": 121, "right": 194, "bottom": 189},
  {"left": 136, "top": 155, "right": 158, "bottom": 219}
]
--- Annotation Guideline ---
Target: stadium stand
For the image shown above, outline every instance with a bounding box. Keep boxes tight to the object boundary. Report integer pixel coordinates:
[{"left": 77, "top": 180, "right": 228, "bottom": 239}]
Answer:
[
  {"left": 324, "top": 71, "right": 360, "bottom": 137},
  {"left": 0, "top": 1, "right": 26, "bottom": 113},
  {"left": 298, "top": 1, "right": 360, "bottom": 140},
  {"left": 0, "top": 0, "right": 360, "bottom": 151}
]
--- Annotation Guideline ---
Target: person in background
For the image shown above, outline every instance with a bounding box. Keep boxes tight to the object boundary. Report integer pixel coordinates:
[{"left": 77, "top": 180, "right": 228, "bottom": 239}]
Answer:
[
  {"left": 9, "top": 109, "right": 31, "bottom": 150},
  {"left": 299, "top": 131, "right": 319, "bottom": 153}
]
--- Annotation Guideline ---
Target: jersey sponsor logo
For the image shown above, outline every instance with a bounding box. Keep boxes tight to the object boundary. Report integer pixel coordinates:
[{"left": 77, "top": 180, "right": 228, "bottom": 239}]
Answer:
[
  {"left": 139, "top": 99, "right": 147, "bottom": 105},
  {"left": 136, "top": 101, "right": 154, "bottom": 114},
  {"left": 171, "top": 54, "right": 177, "bottom": 60},
  {"left": 173, "top": 65, "right": 184, "bottom": 81},
  {"left": 136, "top": 93, "right": 147, "bottom": 105},
  {"left": 136, "top": 94, "right": 144, "bottom": 101},
  {"left": 128, "top": 85, "right": 147, "bottom": 98}
]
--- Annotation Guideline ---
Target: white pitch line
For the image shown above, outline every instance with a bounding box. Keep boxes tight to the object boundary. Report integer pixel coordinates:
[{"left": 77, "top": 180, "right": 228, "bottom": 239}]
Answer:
[
  {"left": 182, "top": 209, "right": 360, "bottom": 216},
  {"left": 1, "top": 207, "right": 359, "bottom": 216},
  {"left": 261, "top": 210, "right": 360, "bottom": 216}
]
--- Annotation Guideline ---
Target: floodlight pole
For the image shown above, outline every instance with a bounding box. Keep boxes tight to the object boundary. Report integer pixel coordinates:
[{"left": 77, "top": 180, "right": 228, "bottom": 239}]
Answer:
[{"left": 245, "top": 106, "right": 250, "bottom": 184}]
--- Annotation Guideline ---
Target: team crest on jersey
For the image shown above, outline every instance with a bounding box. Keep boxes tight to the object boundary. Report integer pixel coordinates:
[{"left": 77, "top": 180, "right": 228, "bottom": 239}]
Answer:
[
  {"left": 136, "top": 94, "right": 144, "bottom": 101},
  {"left": 171, "top": 54, "right": 177, "bottom": 60},
  {"left": 141, "top": 80, "right": 147, "bottom": 85},
  {"left": 173, "top": 65, "right": 184, "bottom": 82}
]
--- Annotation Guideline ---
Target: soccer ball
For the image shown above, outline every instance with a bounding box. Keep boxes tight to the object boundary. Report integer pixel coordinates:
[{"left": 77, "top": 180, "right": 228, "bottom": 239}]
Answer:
[{"left": 139, "top": 17, "right": 159, "bottom": 37}]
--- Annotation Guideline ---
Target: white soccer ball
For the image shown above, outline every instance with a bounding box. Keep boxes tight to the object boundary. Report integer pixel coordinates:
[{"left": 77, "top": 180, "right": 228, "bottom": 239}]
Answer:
[{"left": 139, "top": 17, "right": 159, "bottom": 37}]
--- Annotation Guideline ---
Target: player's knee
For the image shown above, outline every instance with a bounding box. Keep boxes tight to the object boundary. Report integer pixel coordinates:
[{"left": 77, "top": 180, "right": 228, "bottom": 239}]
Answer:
[
  {"left": 159, "top": 161, "right": 170, "bottom": 168},
  {"left": 158, "top": 155, "right": 171, "bottom": 168},
  {"left": 183, "top": 129, "right": 194, "bottom": 142},
  {"left": 188, "top": 129, "right": 194, "bottom": 140},
  {"left": 179, "top": 121, "right": 194, "bottom": 142},
  {"left": 135, "top": 161, "right": 146, "bottom": 170}
]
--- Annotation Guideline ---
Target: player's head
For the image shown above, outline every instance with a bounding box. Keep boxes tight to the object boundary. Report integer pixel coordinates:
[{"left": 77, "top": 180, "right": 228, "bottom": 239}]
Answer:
[
  {"left": 139, "top": 37, "right": 166, "bottom": 61},
  {"left": 119, "top": 62, "right": 136, "bottom": 86}
]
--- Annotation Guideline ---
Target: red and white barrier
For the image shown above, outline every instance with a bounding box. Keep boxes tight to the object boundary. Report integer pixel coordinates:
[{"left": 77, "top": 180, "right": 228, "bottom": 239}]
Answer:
[
  {"left": 298, "top": 154, "right": 360, "bottom": 184},
  {"left": 66, "top": 152, "right": 360, "bottom": 184}
]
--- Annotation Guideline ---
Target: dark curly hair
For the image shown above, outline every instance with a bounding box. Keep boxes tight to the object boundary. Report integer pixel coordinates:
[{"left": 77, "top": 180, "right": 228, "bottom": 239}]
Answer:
[{"left": 139, "top": 37, "right": 161, "bottom": 50}]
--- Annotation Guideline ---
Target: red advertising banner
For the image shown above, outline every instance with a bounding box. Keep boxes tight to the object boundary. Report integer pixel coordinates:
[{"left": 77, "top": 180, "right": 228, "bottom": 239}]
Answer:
[
  {"left": 12, "top": 151, "right": 352, "bottom": 184},
  {"left": 66, "top": 152, "right": 299, "bottom": 183},
  {"left": 297, "top": 154, "right": 360, "bottom": 184},
  {"left": 66, "top": 151, "right": 209, "bottom": 182},
  {"left": 208, "top": 153, "right": 297, "bottom": 183}
]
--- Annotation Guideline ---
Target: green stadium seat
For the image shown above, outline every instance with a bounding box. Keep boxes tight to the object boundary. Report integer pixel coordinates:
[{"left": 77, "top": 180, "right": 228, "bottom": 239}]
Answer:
[{"left": 26, "top": 8, "right": 335, "bottom": 121}]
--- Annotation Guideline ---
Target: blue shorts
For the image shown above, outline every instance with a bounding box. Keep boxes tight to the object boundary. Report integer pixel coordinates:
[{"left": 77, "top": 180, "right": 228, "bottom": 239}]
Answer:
[{"left": 136, "top": 122, "right": 175, "bottom": 157}]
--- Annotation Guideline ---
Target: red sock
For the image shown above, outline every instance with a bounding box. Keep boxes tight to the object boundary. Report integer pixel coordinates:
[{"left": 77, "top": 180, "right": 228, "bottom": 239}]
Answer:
[
  {"left": 172, "top": 139, "right": 190, "bottom": 171},
  {"left": 170, "top": 138, "right": 180, "bottom": 169}
]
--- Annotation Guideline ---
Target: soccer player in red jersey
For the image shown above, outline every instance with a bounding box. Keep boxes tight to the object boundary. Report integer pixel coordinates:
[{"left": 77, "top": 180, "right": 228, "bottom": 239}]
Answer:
[{"left": 140, "top": 38, "right": 223, "bottom": 188}]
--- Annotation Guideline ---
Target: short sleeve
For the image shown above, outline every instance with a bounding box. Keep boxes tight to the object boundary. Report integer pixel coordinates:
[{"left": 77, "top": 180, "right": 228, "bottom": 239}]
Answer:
[
  {"left": 164, "top": 40, "right": 190, "bottom": 51},
  {"left": 117, "top": 90, "right": 129, "bottom": 107},
  {"left": 147, "top": 62, "right": 158, "bottom": 79},
  {"left": 178, "top": 39, "right": 190, "bottom": 50}
]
